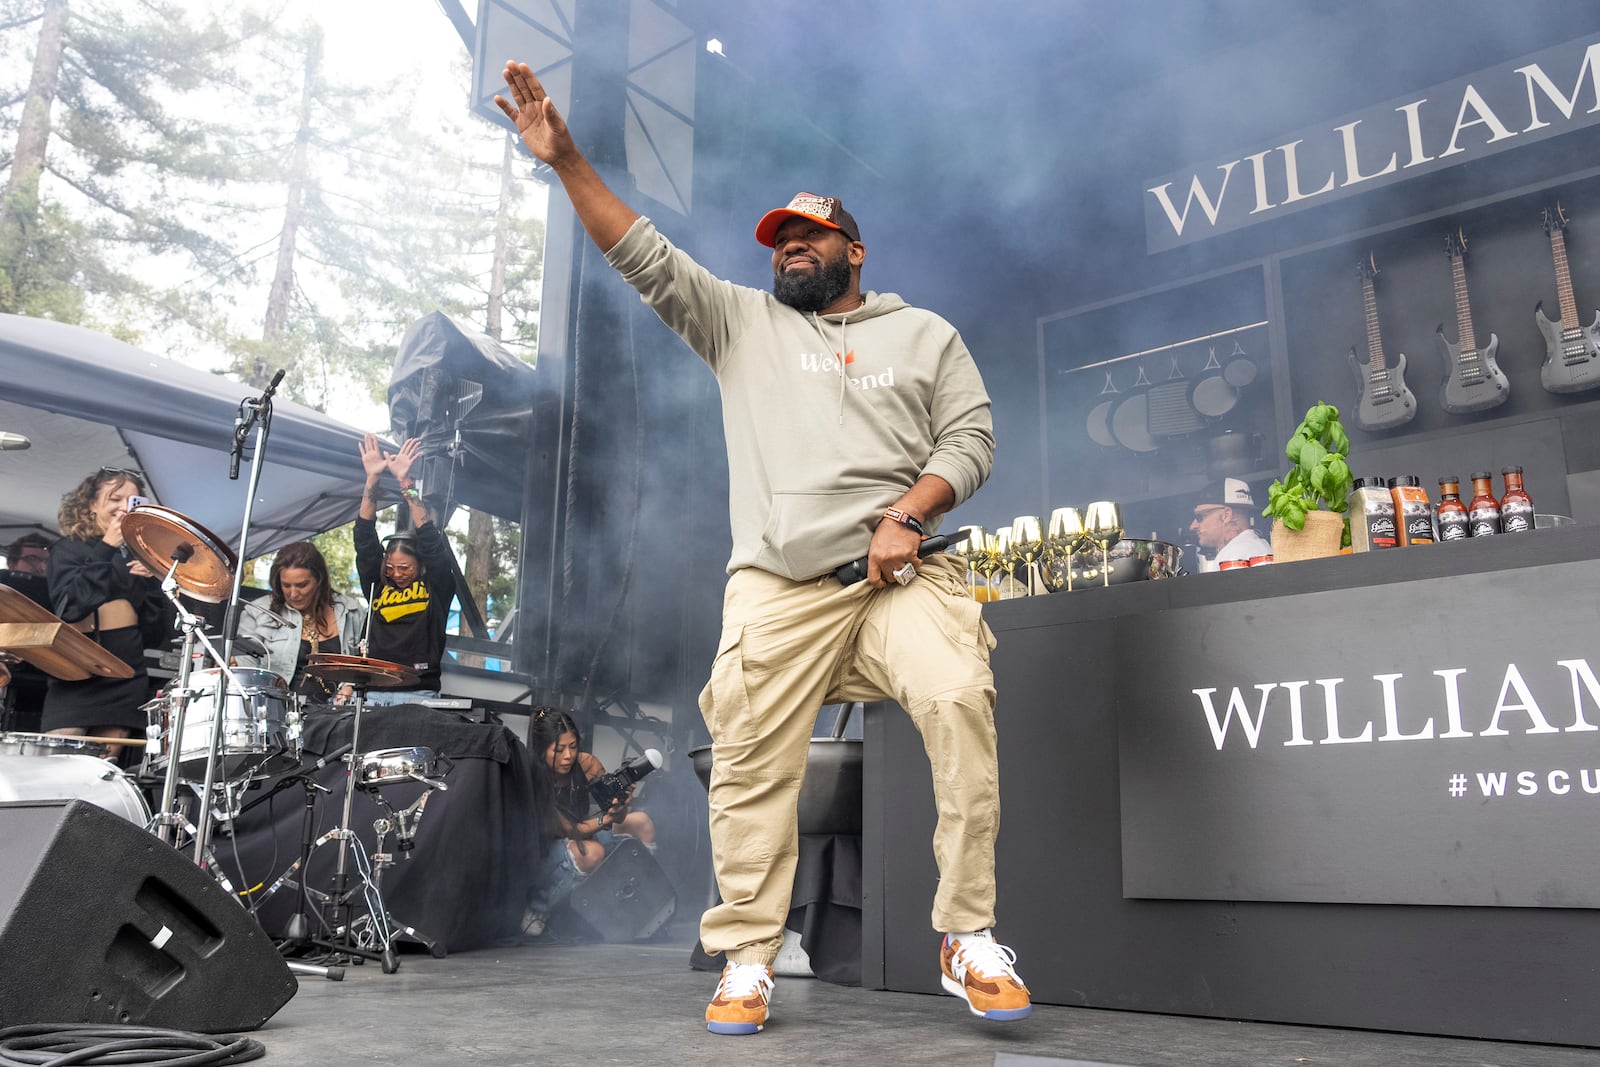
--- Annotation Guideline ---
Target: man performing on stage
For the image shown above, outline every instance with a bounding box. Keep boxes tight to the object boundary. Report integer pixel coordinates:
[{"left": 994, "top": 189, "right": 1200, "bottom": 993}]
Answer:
[{"left": 496, "top": 61, "right": 1028, "bottom": 1035}]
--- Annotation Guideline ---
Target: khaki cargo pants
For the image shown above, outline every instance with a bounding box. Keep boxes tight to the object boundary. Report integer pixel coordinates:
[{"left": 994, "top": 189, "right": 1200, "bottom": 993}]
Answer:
[{"left": 698, "top": 552, "right": 1000, "bottom": 966}]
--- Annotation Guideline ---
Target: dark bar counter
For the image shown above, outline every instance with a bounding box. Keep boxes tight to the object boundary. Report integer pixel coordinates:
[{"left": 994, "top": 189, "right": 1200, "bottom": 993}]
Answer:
[{"left": 862, "top": 524, "right": 1600, "bottom": 1046}]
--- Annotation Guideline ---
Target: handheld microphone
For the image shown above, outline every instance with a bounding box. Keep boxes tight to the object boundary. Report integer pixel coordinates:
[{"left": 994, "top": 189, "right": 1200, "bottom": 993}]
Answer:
[
  {"left": 833, "top": 528, "right": 972, "bottom": 587},
  {"left": 0, "top": 432, "right": 31, "bottom": 450},
  {"left": 260, "top": 367, "right": 286, "bottom": 400}
]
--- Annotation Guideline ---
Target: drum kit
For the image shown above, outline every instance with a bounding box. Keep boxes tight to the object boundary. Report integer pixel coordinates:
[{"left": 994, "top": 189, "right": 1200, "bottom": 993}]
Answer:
[{"left": 0, "top": 381, "right": 453, "bottom": 977}]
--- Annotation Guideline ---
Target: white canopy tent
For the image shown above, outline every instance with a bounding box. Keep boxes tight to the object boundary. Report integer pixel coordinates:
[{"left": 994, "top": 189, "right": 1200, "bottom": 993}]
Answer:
[{"left": 0, "top": 314, "right": 381, "bottom": 561}]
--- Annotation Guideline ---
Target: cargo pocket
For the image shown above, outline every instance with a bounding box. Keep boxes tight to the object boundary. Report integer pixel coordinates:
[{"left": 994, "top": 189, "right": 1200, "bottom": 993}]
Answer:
[
  {"left": 929, "top": 571, "right": 995, "bottom": 660},
  {"left": 699, "top": 623, "right": 754, "bottom": 744}
]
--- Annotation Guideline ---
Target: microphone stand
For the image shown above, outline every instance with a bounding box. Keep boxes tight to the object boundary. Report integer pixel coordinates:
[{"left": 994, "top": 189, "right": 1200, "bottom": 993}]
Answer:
[{"left": 195, "top": 369, "right": 284, "bottom": 868}]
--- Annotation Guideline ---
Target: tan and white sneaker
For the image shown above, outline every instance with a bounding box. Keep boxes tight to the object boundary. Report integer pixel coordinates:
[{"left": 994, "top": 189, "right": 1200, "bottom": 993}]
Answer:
[
  {"left": 705, "top": 962, "right": 775, "bottom": 1035},
  {"left": 940, "top": 931, "right": 1032, "bottom": 1020}
]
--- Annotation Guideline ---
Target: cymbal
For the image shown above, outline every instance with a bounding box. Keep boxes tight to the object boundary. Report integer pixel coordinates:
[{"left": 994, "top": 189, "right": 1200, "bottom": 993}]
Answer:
[
  {"left": 304, "top": 652, "right": 419, "bottom": 690},
  {"left": 0, "top": 585, "right": 136, "bottom": 681},
  {"left": 121, "top": 505, "right": 238, "bottom": 603}
]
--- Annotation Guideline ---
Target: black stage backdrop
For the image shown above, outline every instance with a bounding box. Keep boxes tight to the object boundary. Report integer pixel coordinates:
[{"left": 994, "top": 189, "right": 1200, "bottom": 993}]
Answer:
[{"left": 217, "top": 704, "right": 539, "bottom": 954}]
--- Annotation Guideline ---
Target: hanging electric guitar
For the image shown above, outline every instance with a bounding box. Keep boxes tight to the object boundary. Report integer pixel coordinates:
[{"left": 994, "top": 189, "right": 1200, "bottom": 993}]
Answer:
[
  {"left": 1536, "top": 204, "right": 1600, "bottom": 394},
  {"left": 1347, "top": 254, "right": 1417, "bottom": 431},
  {"left": 1435, "top": 229, "right": 1509, "bottom": 414}
]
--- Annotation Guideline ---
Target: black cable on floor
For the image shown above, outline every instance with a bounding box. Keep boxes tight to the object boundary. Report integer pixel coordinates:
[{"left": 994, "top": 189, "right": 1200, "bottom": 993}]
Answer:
[{"left": 0, "top": 1024, "right": 265, "bottom": 1066}]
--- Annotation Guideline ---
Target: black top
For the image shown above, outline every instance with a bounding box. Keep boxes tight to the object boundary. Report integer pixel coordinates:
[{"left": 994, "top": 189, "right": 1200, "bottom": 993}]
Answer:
[
  {"left": 292, "top": 633, "right": 344, "bottom": 701},
  {"left": 353, "top": 517, "right": 456, "bottom": 692},
  {"left": 41, "top": 535, "right": 169, "bottom": 732}
]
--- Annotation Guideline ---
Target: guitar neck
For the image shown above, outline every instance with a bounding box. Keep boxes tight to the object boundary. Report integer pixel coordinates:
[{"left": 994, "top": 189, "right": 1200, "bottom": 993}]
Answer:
[
  {"left": 1449, "top": 251, "right": 1478, "bottom": 354},
  {"left": 1362, "top": 275, "right": 1387, "bottom": 374},
  {"left": 1552, "top": 226, "right": 1580, "bottom": 326}
]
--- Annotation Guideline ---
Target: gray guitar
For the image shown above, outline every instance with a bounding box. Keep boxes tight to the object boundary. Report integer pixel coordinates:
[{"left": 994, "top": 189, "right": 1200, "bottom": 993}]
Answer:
[
  {"left": 1436, "top": 229, "right": 1509, "bottom": 414},
  {"left": 1348, "top": 255, "right": 1417, "bottom": 432},
  {"left": 1536, "top": 205, "right": 1600, "bottom": 394}
]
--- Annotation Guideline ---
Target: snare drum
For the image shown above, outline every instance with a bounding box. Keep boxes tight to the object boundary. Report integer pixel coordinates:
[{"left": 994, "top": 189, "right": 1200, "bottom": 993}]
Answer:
[
  {"left": 358, "top": 747, "right": 445, "bottom": 788},
  {"left": 0, "top": 733, "right": 112, "bottom": 759},
  {"left": 145, "top": 667, "right": 301, "bottom": 778},
  {"left": 0, "top": 752, "right": 151, "bottom": 825}
]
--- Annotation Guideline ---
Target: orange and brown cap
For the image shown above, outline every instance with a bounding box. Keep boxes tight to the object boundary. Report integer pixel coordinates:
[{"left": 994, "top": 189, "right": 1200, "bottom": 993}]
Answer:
[{"left": 755, "top": 192, "right": 861, "bottom": 247}]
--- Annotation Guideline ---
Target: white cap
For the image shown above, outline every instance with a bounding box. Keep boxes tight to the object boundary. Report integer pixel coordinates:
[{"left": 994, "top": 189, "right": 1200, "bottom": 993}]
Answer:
[{"left": 1205, "top": 477, "right": 1254, "bottom": 507}]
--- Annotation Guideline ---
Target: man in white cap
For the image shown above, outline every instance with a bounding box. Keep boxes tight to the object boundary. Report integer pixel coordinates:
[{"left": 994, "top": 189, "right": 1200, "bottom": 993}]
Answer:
[{"left": 1190, "top": 478, "right": 1272, "bottom": 567}]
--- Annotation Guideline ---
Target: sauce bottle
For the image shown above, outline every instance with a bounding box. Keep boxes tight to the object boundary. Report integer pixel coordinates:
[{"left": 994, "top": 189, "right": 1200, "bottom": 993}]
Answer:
[
  {"left": 1436, "top": 477, "right": 1469, "bottom": 542},
  {"left": 1500, "top": 466, "right": 1535, "bottom": 533},
  {"left": 1347, "top": 475, "right": 1397, "bottom": 551},
  {"left": 1467, "top": 471, "right": 1500, "bottom": 537},
  {"left": 1388, "top": 475, "right": 1435, "bottom": 546}
]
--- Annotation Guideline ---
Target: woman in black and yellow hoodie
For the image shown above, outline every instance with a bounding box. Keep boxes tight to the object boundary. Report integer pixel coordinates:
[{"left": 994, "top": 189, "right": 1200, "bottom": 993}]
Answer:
[{"left": 353, "top": 433, "right": 457, "bottom": 705}]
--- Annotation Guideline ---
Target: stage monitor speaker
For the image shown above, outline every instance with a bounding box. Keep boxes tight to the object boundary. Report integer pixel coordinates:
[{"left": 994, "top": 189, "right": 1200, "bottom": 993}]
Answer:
[
  {"left": 0, "top": 799, "right": 297, "bottom": 1031},
  {"left": 569, "top": 838, "right": 676, "bottom": 942}
]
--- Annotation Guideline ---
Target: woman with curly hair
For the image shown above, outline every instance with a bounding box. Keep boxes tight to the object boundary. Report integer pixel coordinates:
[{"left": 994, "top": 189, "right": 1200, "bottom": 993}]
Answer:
[
  {"left": 235, "top": 540, "right": 365, "bottom": 704},
  {"left": 43, "top": 468, "right": 169, "bottom": 760}
]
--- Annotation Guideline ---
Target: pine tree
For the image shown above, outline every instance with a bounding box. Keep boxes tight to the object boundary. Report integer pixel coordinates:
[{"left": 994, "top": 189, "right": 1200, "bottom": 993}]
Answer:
[{"left": 0, "top": 0, "right": 239, "bottom": 320}]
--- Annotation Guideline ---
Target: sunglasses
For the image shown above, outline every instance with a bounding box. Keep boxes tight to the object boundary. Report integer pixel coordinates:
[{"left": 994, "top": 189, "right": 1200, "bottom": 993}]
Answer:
[{"left": 99, "top": 466, "right": 147, "bottom": 488}]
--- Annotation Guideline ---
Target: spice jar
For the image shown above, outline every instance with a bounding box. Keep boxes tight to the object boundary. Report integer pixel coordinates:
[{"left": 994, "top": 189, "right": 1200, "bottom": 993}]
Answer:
[
  {"left": 1348, "top": 475, "right": 1398, "bottom": 552},
  {"left": 1388, "top": 475, "right": 1435, "bottom": 546}
]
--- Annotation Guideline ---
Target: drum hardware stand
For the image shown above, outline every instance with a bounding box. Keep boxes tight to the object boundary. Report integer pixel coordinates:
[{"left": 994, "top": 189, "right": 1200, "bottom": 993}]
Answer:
[
  {"left": 353, "top": 765, "right": 451, "bottom": 959},
  {"left": 226, "top": 769, "right": 346, "bottom": 982},
  {"left": 149, "top": 554, "right": 233, "bottom": 849},
  {"left": 302, "top": 686, "right": 401, "bottom": 973}
]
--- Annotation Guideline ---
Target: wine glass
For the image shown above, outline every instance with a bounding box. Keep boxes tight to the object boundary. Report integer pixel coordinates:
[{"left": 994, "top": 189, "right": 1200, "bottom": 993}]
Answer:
[
  {"left": 951, "top": 524, "right": 988, "bottom": 600},
  {"left": 989, "top": 527, "right": 1022, "bottom": 600},
  {"left": 973, "top": 528, "right": 1004, "bottom": 601},
  {"left": 1009, "top": 516, "right": 1043, "bottom": 596},
  {"left": 1045, "top": 507, "right": 1085, "bottom": 591},
  {"left": 1083, "top": 500, "right": 1124, "bottom": 587}
]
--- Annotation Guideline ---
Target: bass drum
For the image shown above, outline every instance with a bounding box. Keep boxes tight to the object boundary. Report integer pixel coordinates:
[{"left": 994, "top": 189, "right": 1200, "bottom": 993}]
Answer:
[{"left": 0, "top": 752, "right": 151, "bottom": 826}]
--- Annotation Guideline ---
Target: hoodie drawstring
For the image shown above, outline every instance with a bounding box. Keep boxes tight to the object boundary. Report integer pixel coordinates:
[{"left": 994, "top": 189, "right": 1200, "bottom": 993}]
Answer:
[{"left": 809, "top": 310, "right": 851, "bottom": 424}]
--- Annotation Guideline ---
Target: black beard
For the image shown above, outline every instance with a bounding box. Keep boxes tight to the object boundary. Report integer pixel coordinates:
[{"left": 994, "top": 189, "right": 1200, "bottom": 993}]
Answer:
[{"left": 772, "top": 252, "right": 853, "bottom": 312}]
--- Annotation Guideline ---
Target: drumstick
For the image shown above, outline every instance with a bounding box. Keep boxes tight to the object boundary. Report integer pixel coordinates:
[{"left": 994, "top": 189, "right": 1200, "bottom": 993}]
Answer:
[{"left": 75, "top": 734, "right": 147, "bottom": 747}]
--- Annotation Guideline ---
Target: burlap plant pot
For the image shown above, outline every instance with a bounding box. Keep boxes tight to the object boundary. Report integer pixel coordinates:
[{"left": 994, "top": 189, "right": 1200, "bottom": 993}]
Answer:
[{"left": 1270, "top": 509, "right": 1345, "bottom": 562}]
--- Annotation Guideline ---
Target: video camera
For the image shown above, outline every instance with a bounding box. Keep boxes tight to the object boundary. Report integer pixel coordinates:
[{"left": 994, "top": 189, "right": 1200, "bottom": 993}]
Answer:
[{"left": 589, "top": 748, "right": 663, "bottom": 812}]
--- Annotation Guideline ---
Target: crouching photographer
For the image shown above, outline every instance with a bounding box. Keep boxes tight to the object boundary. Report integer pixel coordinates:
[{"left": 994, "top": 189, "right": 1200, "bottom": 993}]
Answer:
[{"left": 524, "top": 707, "right": 658, "bottom": 936}]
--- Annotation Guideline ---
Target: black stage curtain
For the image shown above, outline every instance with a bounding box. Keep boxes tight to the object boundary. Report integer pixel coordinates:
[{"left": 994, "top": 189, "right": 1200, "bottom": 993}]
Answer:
[
  {"left": 217, "top": 704, "right": 538, "bottom": 954},
  {"left": 691, "top": 833, "right": 862, "bottom": 986}
]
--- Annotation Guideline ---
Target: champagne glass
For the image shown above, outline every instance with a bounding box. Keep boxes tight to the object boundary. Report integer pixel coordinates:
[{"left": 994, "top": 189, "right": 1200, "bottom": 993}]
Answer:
[
  {"left": 951, "top": 524, "right": 988, "bottom": 600},
  {"left": 1083, "top": 500, "right": 1124, "bottom": 588},
  {"left": 974, "top": 528, "right": 1004, "bottom": 601},
  {"left": 1009, "top": 516, "right": 1043, "bottom": 597},
  {"left": 990, "top": 527, "right": 1021, "bottom": 600},
  {"left": 1045, "top": 507, "right": 1085, "bottom": 591}
]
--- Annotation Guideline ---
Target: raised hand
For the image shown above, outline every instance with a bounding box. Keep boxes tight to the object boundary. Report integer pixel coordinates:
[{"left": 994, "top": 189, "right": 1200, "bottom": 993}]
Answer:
[
  {"left": 387, "top": 438, "right": 423, "bottom": 484},
  {"left": 358, "top": 433, "right": 389, "bottom": 480},
  {"left": 494, "top": 61, "right": 577, "bottom": 167}
]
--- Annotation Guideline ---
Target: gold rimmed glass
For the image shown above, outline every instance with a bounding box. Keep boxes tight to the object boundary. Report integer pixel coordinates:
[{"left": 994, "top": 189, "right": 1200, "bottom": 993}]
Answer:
[
  {"left": 1083, "top": 500, "right": 1124, "bottom": 588},
  {"left": 951, "top": 524, "right": 988, "bottom": 600},
  {"left": 1045, "top": 507, "right": 1085, "bottom": 591},
  {"left": 1009, "top": 515, "right": 1043, "bottom": 597}
]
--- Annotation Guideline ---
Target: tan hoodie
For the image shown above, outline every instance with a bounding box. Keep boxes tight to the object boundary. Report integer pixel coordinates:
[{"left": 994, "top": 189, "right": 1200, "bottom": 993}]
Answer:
[{"left": 605, "top": 217, "right": 995, "bottom": 581}]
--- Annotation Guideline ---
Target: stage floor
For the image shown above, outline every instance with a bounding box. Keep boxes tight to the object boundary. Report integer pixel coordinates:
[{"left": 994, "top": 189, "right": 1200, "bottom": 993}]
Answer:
[{"left": 254, "top": 930, "right": 1595, "bottom": 1067}]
